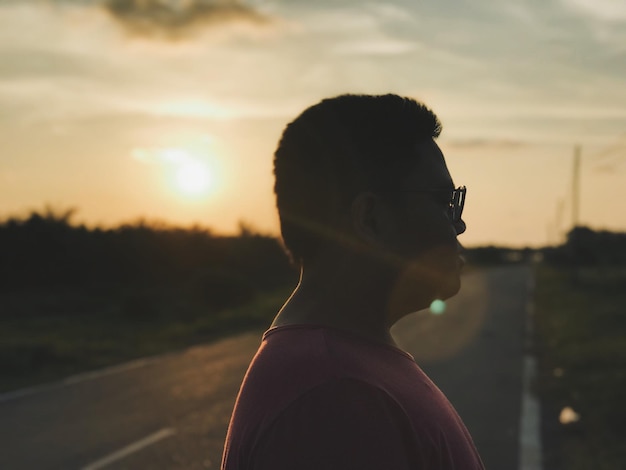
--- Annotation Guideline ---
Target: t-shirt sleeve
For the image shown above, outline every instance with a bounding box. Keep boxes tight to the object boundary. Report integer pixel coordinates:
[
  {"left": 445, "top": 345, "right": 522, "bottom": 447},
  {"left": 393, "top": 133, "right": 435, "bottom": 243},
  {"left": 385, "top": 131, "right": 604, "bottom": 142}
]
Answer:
[{"left": 250, "top": 378, "right": 425, "bottom": 470}]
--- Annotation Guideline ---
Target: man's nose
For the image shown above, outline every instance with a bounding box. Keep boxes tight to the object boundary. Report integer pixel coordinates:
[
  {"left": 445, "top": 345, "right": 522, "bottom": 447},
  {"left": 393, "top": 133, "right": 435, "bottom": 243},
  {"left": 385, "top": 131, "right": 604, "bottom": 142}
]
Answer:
[{"left": 454, "top": 218, "right": 466, "bottom": 235}]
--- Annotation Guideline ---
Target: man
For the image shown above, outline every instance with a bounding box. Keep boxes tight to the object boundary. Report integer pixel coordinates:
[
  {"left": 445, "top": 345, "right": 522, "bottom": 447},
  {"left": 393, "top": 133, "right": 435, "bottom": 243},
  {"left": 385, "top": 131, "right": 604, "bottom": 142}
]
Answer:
[{"left": 221, "top": 94, "right": 484, "bottom": 469}]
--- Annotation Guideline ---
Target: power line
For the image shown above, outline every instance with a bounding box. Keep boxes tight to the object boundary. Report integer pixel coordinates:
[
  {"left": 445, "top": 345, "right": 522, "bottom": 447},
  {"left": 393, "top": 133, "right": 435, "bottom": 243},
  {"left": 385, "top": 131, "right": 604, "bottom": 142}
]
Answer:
[{"left": 590, "top": 132, "right": 626, "bottom": 172}]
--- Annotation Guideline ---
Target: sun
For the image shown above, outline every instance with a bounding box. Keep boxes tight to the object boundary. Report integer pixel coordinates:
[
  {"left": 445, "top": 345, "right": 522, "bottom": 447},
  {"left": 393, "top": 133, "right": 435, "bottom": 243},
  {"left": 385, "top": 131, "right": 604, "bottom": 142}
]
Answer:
[
  {"left": 175, "top": 161, "right": 212, "bottom": 195},
  {"left": 140, "top": 145, "right": 219, "bottom": 198}
]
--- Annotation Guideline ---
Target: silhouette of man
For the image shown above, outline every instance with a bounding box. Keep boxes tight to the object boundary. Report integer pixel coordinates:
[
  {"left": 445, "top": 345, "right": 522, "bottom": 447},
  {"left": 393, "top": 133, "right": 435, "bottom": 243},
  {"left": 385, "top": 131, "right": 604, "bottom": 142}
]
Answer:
[{"left": 221, "top": 94, "right": 484, "bottom": 469}]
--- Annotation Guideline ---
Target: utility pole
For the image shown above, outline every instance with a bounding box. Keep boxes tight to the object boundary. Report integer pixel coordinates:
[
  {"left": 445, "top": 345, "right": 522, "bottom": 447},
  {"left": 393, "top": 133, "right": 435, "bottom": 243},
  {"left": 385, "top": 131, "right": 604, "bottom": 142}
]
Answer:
[
  {"left": 572, "top": 145, "right": 581, "bottom": 228},
  {"left": 556, "top": 198, "right": 565, "bottom": 244},
  {"left": 571, "top": 145, "right": 582, "bottom": 284}
]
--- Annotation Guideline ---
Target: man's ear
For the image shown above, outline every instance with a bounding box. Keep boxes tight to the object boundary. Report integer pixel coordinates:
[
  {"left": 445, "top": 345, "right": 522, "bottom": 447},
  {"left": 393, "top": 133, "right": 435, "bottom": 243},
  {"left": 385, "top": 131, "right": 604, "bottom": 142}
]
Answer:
[{"left": 351, "top": 192, "right": 387, "bottom": 245}]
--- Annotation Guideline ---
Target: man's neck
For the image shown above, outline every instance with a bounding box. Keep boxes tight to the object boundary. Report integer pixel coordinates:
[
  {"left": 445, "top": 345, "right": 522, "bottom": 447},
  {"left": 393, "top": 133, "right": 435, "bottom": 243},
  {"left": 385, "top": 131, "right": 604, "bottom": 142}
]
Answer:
[{"left": 270, "top": 267, "right": 398, "bottom": 347}]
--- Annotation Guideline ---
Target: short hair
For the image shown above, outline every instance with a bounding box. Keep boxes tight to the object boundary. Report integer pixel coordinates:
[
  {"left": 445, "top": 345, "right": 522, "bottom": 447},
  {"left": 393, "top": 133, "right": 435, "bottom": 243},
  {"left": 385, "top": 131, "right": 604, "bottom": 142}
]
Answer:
[{"left": 273, "top": 93, "right": 442, "bottom": 265}]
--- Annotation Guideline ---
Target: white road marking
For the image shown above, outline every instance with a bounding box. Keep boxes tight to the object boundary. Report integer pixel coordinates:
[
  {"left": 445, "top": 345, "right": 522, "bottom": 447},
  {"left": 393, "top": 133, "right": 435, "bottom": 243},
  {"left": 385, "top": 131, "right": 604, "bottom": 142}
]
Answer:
[
  {"left": 519, "top": 356, "right": 542, "bottom": 470},
  {"left": 81, "top": 428, "right": 176, "bottom": 470},
  {"left": 519, "top": 272, "right": 543, "bottom": 470}
]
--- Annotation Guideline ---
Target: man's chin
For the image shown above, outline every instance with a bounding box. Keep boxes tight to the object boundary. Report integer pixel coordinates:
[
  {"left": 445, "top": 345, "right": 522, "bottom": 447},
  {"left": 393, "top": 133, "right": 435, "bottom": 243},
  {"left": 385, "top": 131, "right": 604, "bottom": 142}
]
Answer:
[
  {"left": 437, "top": 273, "right": 462, "bottom": 300},
  {"left": 388, "top": 264, "right": 461, "bottom": 317}
]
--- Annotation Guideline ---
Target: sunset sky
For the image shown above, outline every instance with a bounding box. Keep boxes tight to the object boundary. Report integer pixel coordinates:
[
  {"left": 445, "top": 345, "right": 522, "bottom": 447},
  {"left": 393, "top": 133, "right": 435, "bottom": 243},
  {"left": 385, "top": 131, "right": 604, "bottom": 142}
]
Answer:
[{"left": 1, "top": 0, "right": 625, "bottom": 247}]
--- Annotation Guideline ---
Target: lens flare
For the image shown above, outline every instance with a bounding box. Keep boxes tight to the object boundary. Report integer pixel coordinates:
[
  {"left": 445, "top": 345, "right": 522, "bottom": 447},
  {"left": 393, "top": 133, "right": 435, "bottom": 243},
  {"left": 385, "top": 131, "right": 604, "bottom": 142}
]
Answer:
[{"left": 430, "top": 299, "right": 446, "bottom": 315}]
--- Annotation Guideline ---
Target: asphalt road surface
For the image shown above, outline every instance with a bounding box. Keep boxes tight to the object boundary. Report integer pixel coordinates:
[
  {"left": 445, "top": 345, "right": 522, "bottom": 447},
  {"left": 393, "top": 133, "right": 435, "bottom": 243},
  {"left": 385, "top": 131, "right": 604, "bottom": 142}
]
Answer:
[{"left": 0, "top": 265, "right": 532, "bottom": 469}]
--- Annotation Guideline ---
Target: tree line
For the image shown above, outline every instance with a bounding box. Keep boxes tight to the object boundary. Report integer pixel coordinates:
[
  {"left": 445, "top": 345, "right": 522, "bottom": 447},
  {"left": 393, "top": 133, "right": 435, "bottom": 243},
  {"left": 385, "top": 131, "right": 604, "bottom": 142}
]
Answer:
[
  {"left": 2, "top": 208, "right": 623, "bottom": 319},
  {"left": 0, "top": 208, "right": 298, "bottom": 318},
  {"left": 543, "top": 226, "right": 626, "bottom": 266}
]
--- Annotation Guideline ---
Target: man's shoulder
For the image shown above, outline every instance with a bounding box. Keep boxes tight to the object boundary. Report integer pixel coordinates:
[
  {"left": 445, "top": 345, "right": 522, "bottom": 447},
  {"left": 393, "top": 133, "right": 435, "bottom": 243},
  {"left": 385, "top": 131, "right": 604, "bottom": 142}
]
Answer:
[
  {"left": 248, "top": 377, "right": 420, "bottom": 469},
  {"left": 233, "top": 325, "right": 417, "bottom": 431},
  {"left": 224, "top": 326, "right": 485, "bottom": 470},
  {"left": 247, "top": 325, "right": 417, "bottom": 390},
  {"left": 246, "top": 325, "right": 335, "bottom": 384},
  {"left": 257, "top": 324, "right": 414, "bottom": 364},
  {"left": 264, "top": 376, "right": 411, "bottom": 433}
]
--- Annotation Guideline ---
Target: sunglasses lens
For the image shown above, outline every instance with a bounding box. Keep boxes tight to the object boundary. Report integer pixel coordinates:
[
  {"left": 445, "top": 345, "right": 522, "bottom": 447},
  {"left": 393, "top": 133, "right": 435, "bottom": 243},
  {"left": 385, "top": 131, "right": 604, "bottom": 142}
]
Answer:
[{"left": 451, "top": 187, "right": 465, "bottom": 222}]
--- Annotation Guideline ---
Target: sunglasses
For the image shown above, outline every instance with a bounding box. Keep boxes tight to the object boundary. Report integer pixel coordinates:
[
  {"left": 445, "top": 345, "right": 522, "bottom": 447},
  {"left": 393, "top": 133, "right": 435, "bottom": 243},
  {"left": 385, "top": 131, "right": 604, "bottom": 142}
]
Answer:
[
  {"left": 384, "top": 186, "right": 466, "bottom": 224},
  {"left": 444, "top": 185, "right": 466, "bottom": 224}
]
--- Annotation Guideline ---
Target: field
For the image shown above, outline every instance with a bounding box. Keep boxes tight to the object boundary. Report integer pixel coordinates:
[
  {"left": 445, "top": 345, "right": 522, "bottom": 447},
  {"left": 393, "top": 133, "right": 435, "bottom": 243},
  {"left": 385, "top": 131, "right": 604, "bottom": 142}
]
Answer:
[
  {"left": 534, "top": 264, "right": 626, "bottom": 470},
  {"left": 0, "top": 213, "right": 299, "bottom": 393},
  {"left": 0, "top": 286, "right": 291, "bottom": 393}
]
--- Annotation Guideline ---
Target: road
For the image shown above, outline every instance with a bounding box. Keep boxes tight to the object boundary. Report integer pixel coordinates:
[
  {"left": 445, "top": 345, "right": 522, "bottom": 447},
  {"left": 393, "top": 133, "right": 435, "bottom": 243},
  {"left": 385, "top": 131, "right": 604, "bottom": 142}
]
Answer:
[
  {"left": 0, "top": 265, "right": 532, "bottom": 469},
  {"left": 393, "top": 264, "right": 532, "bottom": 469}
]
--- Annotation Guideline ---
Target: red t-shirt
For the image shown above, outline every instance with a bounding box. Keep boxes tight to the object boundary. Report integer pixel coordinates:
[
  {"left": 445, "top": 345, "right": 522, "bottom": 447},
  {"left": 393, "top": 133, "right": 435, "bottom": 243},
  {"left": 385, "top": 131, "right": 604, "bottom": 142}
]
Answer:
[{"left": 221, "top": 325, "right": 485, "bottom": 469}]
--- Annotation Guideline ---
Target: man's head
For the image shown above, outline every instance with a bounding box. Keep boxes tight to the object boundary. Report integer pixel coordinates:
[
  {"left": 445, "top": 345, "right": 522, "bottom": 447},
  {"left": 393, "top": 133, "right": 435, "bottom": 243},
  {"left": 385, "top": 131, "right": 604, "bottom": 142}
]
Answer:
[{"left": 273, "top": 94, "right": 465, "bottom": 314}]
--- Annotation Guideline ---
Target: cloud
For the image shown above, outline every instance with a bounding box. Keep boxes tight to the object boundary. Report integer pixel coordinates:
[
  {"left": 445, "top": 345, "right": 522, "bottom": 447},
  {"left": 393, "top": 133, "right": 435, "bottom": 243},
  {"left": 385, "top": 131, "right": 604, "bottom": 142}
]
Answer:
[
  {"left": 132, "top": 146, "right": 192, "bottom": 164},
  {"left": 561, "top": 0, "right": 626, "bottom": 22},
  {"left": 332, "top": 37, "right": 417, "bottom": 56},
  {"left": 102, "top": 0, "right": 273, "bottom": 39},
  {"left": 293, "top": 5, "right": 418, "bottom": 57},
  {"left": 443, "top": 139, "right": 528, "bottom": 150},
  {"left": 593, "top": 163, "right": 622, "bottom": 174}
]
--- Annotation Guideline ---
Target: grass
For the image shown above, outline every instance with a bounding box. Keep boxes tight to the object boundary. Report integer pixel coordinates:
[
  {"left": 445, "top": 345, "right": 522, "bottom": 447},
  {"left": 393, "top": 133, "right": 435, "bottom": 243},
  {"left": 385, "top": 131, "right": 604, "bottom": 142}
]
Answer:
[
  {"left": 534, "top": 264, "right": 626, "bottom": 470},
  {"left": 0, "top": 285, "right": 293, "bottom": 393}
]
